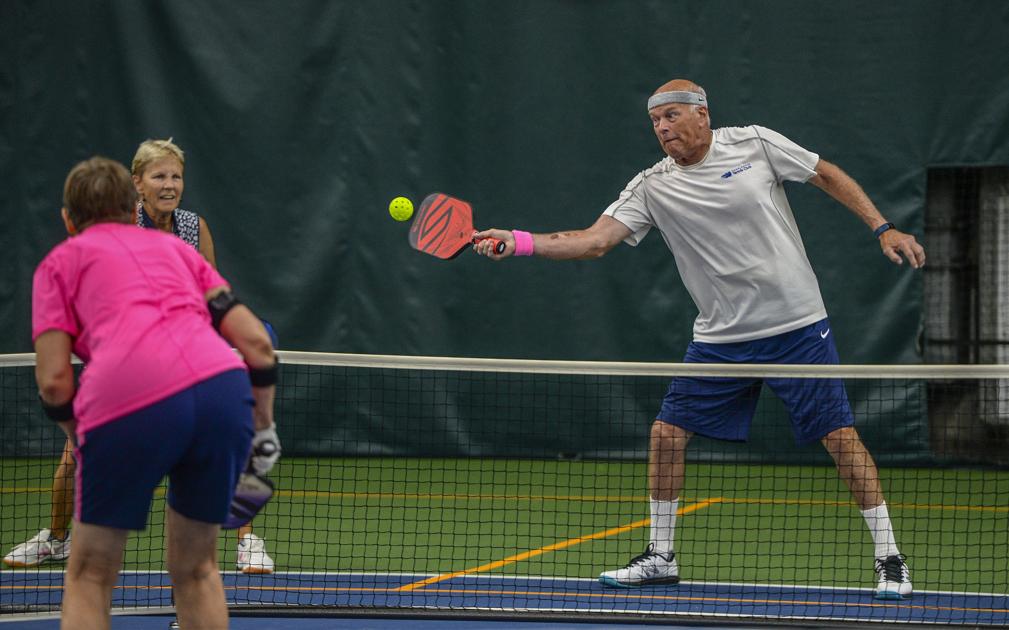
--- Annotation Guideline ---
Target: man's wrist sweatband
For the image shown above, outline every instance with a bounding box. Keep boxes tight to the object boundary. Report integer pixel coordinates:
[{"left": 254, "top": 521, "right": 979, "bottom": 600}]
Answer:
[
  {"left": 874, "top": 222, "right": 895, "bottom": 238},
  {"left": 512, "top": 230, "right": 535, "bottom": 256},
  {"left": 208, "top": 290, "right": 241, "bottom": 331},
  {"left": 248, "top": 357, "right": 279, "bottom": 387},
  {"left": 39, "top": 394, "right": 74, "bottom": 422}
]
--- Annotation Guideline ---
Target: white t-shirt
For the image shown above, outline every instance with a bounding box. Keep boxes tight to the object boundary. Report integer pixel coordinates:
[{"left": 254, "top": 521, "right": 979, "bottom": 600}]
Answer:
[{"left": 604, "top": 125, "right": 827, "bottom": 343}]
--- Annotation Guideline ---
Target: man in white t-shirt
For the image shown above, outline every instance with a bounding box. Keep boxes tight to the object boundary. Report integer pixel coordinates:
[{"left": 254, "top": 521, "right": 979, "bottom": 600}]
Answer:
[{"left": 474, "top": 78, "right": 925, "bottom": 600}]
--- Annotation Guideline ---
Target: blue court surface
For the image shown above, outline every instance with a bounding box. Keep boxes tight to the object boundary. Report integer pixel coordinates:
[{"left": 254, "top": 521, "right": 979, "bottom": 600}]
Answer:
[
  {"left": 0, "top": 617, "right": 771, "bottom": 630},
  {"left": 3, "top": 571, "right": 1008, "bottom": 627}
]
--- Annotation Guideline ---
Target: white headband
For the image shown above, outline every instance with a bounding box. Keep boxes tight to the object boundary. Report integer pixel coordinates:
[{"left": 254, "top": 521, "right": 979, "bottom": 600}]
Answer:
[{"left": 647, "top": 91, "right": 707, "bottom": 110}]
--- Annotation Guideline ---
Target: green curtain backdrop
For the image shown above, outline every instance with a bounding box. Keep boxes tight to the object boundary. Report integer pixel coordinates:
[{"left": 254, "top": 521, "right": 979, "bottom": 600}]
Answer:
[
  {"left": 4, "top": 1, "right": 1009, "bottom": 361},
  {"left": 2, "top": 1, "right": 1008, "bottom": 462}
]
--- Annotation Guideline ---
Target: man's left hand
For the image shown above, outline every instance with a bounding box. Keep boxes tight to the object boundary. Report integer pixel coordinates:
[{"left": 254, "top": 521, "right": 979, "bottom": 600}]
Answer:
[{"left": 880, "top": 230, "right": 926, "bottom": 268}]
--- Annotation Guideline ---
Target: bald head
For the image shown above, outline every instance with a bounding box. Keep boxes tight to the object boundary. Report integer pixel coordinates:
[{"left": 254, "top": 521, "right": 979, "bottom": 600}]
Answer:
[{"left": 654, "top": 79, "right": 704, "bottom": 96}]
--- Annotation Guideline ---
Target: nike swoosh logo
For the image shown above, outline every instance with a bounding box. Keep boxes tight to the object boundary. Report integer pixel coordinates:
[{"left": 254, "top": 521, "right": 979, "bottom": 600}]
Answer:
[{"left": 820, "top": 329, "right": 830, "bottom": 339}]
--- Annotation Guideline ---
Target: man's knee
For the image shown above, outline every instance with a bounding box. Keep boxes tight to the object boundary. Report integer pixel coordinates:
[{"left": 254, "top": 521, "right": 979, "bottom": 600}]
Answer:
[
  {"left": 821, "top": 425, "right": 862, "bottom": 448},
  {"left": 652, "top": 419, "right": 692, "bottom": 443}
]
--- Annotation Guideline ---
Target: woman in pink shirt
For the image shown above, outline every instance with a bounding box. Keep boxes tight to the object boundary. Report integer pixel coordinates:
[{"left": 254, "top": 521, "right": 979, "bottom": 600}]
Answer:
[
  {"left": 33, "top": 156, "right": 278, "bottom": 630},
  {"left": 7, "top": 138, "right": 275, "bottom": 576}
]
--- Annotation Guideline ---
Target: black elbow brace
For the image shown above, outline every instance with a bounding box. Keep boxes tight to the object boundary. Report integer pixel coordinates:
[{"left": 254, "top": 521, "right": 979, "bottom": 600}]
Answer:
[
  {"left": 248, "top": 357, "right": 279, "bottom": 387},
  {"left": 39, "top": 394, "right": 75, "bottom": 422},
  {"left": 208, "top": 290, "right": 241, "bottom": 331}
]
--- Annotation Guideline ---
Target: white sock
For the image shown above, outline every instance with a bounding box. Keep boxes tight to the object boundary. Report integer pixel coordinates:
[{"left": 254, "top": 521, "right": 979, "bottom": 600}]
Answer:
[
  {"left": 861, "top": 502, "right": 900, "bottom": 559},
  {"left": 650, "top": 499, "right": 678, "bottom": 555}
]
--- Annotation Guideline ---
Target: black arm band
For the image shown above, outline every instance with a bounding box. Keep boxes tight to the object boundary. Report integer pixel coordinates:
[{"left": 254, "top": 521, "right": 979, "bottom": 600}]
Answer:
[
  {"left": 248, "top": 358, "right": 279, "bottom": 387},
  {"left": 39, "top": 394, "right": 75, "bottom": 422},
  {"left": 208, "top": 290, "right": 241, "bottom": 331},
  {"left": 873, "top": 222, "right": 895, "bottom": 238}
]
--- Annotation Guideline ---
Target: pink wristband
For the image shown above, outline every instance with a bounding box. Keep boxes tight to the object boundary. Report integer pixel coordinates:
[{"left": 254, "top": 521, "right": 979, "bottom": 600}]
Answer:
[{"left": 512, "top": 230, "right": 534, "bottom": 256}]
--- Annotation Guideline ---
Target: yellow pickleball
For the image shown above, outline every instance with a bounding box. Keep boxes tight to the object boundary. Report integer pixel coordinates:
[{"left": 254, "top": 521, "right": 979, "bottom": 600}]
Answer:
[{"left": 389, "top": 196, "right": 414, "bottom": 221}]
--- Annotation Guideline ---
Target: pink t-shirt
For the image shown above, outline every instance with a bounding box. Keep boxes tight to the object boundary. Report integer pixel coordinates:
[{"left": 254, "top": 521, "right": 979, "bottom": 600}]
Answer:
[{"left": 32, "top": 223, "right": 245, "bottom": 433}]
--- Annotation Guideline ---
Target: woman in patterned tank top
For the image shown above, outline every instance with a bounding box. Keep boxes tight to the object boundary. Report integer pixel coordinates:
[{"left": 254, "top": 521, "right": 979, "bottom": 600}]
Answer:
[
  {"left": 131, "top": 138, "right": 275, "bottom": 576},
  {"left": 131, "top": 138, "right": 217, "bottom": 267}
]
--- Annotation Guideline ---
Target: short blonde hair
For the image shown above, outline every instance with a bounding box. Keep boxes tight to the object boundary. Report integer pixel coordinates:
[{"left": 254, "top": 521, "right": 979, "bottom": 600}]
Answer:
[
  {"left": 64, "top": 157, "right": 137, "bottom": 226},
  {"left": 131, "top": 138, "right": 185, "bottom": 176}
]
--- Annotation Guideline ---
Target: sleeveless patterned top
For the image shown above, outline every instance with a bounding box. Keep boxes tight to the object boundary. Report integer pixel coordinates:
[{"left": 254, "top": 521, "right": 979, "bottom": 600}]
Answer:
[{"left": 136, "top": 204, "right": 201, "bottom": 248}]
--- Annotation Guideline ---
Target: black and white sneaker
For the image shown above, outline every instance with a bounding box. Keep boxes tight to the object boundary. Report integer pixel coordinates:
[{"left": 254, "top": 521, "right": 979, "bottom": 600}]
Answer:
[
  {"left": 599, "top": 543, "right": 679, "bottom": 588},
  {"left": 874, "top": 554, "right": 912, "bottom": 600}
]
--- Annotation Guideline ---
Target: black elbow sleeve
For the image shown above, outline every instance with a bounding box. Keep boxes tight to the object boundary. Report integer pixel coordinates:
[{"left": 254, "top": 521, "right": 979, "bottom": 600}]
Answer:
[{"left": 208, "top": 290, "right": 241, "bottom": 331}]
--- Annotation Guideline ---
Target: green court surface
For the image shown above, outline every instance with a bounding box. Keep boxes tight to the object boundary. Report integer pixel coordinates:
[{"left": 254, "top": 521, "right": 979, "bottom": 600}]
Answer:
[{"left": 3, "top": 457, "right": 1007, "bottom": 594}]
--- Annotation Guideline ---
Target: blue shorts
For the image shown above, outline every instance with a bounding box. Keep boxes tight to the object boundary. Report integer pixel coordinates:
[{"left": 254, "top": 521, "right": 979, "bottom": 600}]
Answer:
[
  {"left": 75, "top": 369, "right": 254, "bottom": 530},
  {"left": 657, "top": 319, "right": 854, "bottom": 445}
]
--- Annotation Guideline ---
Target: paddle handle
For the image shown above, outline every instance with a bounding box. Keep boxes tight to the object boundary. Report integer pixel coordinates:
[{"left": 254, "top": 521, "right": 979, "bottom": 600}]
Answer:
[{"left": 472, "top": 234, "right": 506, "bottom": 255}]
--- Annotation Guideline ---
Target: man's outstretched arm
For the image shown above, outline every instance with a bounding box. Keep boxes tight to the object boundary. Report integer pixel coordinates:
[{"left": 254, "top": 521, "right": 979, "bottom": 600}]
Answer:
[
  {"left": 809, "top": 159, "right": 926, "bottom": 268},
  {"left": 473, "top": 215, "right": 632, "bottom": 261}
]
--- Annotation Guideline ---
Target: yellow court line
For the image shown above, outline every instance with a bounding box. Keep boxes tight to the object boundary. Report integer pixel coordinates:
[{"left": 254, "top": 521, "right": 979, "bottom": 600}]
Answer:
[
  {"left": 278, "top": 490, "right": 646, "bottom": 502},
  {"left": 0, "top": 487, "right": 644, "bottom": 502},
  {"left": 716, "top": 497, "right": 1009, "bottom": 513},
  {"left": 395, "top": 498, "right": 724, "bottom": 592},
  {"left": 0, "top": 487, "right": 169, "bottom": 495}
]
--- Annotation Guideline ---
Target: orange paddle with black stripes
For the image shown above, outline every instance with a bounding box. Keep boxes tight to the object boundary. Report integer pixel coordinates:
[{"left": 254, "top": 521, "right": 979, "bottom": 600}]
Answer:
[{"left": 408, "top": 193, "right": 505, "bottom": 260}]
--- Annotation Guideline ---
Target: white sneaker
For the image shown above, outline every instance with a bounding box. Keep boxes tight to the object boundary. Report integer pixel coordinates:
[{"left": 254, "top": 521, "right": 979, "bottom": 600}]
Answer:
[
  {"left": 236, "top": 533, "right": 274, "bottom": 574},
  {"left": 3, "top": 529, "right": 71, "bottom": 568},
  {"left": 874, "top": 554, "right": 913, "bottom": 600},
  {"left": 599, "top": 544, "right": 679, "bottom": 588}
]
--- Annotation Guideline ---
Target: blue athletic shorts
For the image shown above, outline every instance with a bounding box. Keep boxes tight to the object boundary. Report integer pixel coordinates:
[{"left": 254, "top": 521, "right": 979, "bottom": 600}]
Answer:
[
  {"left": 75, "top": 369, "right": 254, "bottom": 530},
  {"left": 657, "top": 318, "right": 854, "bottom": 445}
]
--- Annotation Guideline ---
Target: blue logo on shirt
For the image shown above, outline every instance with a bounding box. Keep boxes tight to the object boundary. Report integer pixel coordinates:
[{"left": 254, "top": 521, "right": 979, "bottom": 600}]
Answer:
[{"left": 721, "top": 163, "right": 753, "bottom": 179}]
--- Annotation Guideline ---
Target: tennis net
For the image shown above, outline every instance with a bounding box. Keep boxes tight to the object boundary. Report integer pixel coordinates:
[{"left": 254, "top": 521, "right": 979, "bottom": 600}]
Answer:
[{"left": 2, "top": 351, "right": 1008, "bottom": 625}]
